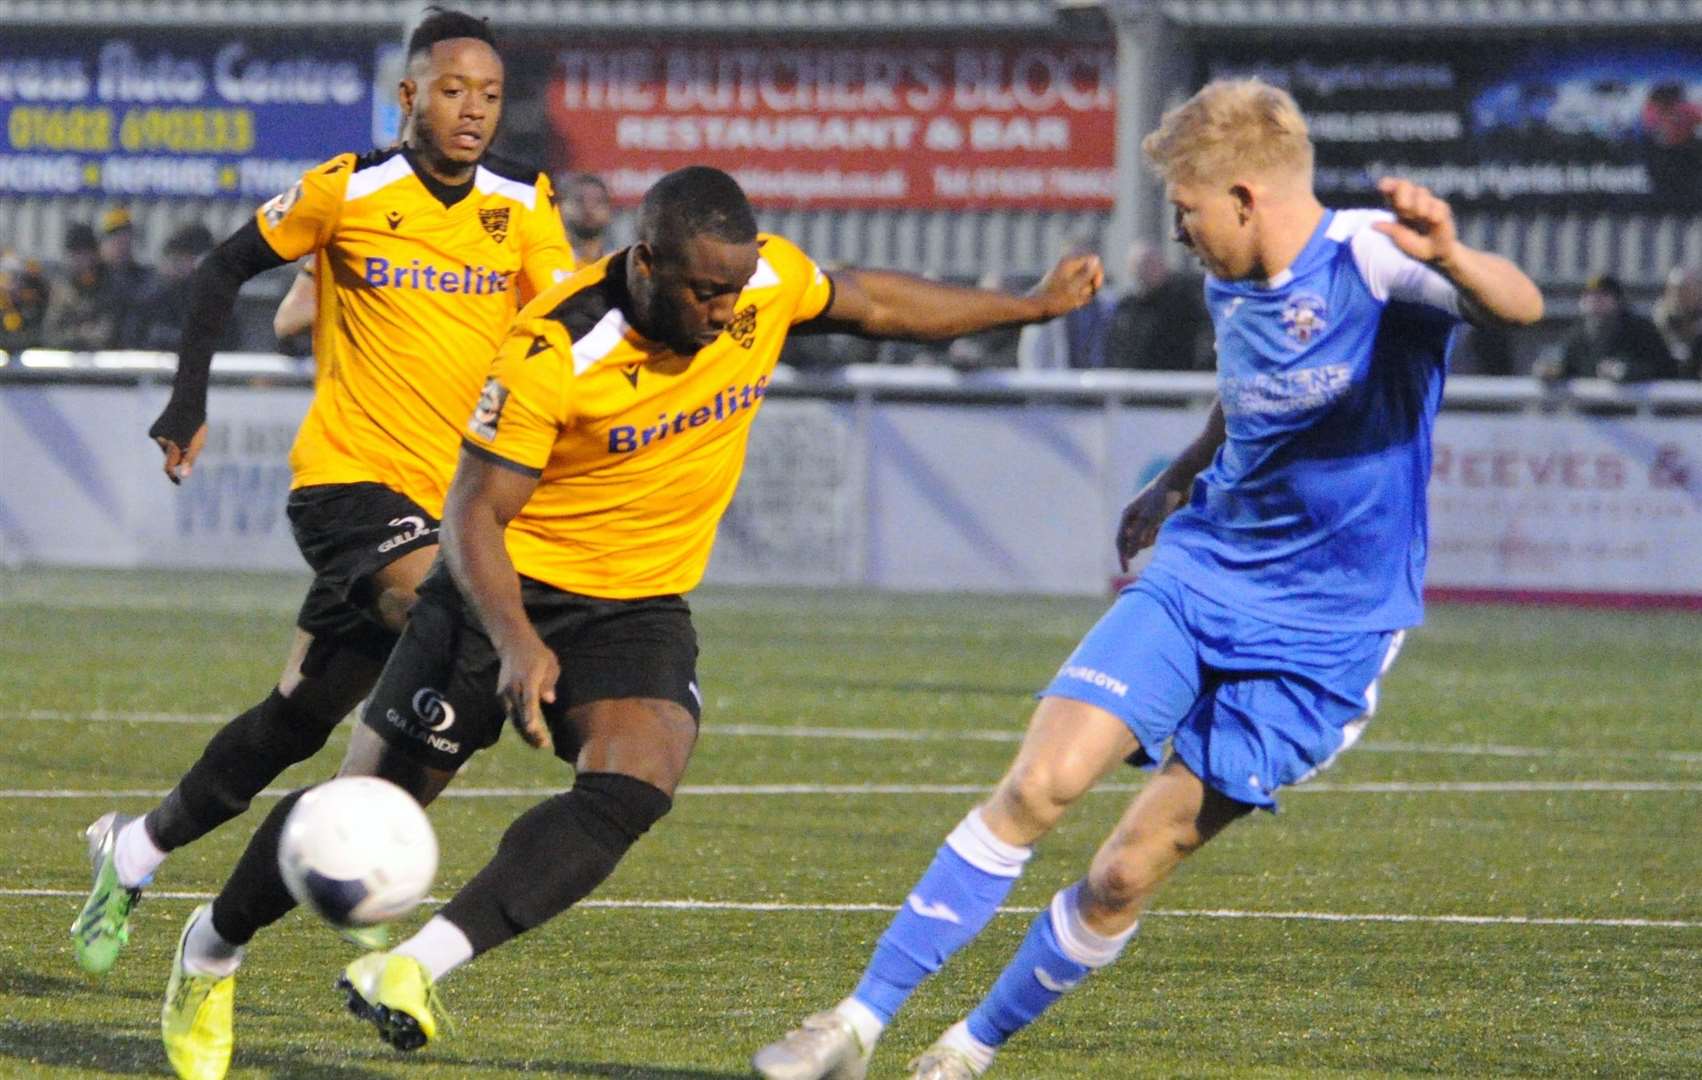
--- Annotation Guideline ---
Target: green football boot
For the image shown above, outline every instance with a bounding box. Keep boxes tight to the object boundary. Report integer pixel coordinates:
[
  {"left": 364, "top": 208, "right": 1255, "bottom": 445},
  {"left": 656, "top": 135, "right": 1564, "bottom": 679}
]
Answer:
[{"left": 71, "top": 811, "right": 144, "bottom": 974}]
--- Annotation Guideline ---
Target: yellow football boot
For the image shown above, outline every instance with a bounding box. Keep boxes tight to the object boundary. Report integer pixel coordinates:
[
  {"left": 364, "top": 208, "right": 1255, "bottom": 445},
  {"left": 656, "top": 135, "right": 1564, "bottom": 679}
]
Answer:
[{"left": 161, "top": 905, "right": 234, "bottom": 1080}]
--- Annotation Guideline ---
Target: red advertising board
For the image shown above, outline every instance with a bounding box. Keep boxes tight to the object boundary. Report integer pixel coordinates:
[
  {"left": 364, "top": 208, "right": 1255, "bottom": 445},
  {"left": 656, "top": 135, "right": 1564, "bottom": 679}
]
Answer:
[{"left": 543, "top": 40, "right": 1116, "bottom": 209}]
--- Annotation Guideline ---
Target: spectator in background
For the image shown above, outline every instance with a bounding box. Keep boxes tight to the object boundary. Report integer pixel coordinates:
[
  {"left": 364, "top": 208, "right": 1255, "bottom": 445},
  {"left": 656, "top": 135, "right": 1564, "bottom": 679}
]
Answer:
[
  {"left": 1540, "top": 273, "right": 1676, "bottom": 383},
  {"left": 0, "top": 251, "right": 52, "bottom": 353},
  {"left": 1652, "top": 263, "right": 1702, "bottom": 379},
  {"left": 98, "top": 208, "right": 152, "bottom": 346},
  {"left": 123, "top": 223, "right": 218, "bottom": 352},
  {"left": 946, "top": 269, "right": 1025, "bottom": 369},
  {"left": 42, "top": 223, "right": 115, "bottom": 351},
  {"left": 1448, "top": 321, "right": 1518, "bottom": 376},
  {"left": 1641, "top": 81, "right": 1702, "bottom": 201},
  {"left": 1018, "top": 232, "right": 1113, "bottom": 369},
  {"left": 1103, "top": 243, "right": 1212, "bottom": 370},
  {"left": 561, "top": 172, "right": 613, "bottom": 264}
]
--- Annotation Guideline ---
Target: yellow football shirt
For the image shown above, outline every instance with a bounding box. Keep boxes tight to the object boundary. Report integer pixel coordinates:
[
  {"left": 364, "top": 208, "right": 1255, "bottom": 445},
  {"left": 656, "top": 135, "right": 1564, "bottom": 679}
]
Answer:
[
  {"left": 257, "top": 148, "right": 574, "bottom": 516},
  {"left": 461, "top": 233, "right": 834, "bottom": 598}
]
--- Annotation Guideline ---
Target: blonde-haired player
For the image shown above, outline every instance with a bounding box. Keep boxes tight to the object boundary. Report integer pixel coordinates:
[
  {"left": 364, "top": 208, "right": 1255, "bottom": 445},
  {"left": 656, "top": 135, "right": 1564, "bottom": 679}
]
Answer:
[{"left": 756, "top": 77, "right": 1541, "bottom": 1080}]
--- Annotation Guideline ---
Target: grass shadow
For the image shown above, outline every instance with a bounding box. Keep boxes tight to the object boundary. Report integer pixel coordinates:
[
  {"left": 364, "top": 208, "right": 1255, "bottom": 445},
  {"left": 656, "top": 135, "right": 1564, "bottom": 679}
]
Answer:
[
  {"left": 430, "top": 1053, "right": 752, "bottom": 1079},
  {"left": 0, "top": 1019, "right": 394, "bottom": 1077},
  {"left": 0, "top": 965, "right": 156, "bottom": 1005}
]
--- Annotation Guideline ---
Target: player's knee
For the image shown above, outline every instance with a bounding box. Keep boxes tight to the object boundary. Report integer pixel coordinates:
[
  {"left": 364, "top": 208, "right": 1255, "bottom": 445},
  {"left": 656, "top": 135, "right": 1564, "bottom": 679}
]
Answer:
[
  {"left": 253, "top": 688, "right": 343, "bottom": 764},
  {"left": 569, "top": 771, "right": 674, "bottom": 849},
  {"left": 1085, "top": 854, "right": 1162, "bottom": 913},
  {"left": 371, "top": 584, "right": 419, "bottom": 633},
  {"left": 993, "top": 759, "right": 1085, "bottom": 831}
]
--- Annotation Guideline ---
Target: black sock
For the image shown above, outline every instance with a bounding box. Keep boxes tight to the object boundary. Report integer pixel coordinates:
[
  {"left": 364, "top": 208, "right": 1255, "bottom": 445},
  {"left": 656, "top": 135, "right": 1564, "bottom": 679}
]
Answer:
[
  {"left": 145, "top": 690, "right": 341, "bottom": 852},
  {"left": 440, "top": 772, "right": 672, "bottom": 956},
  {"left": 209, "top": 789, "right": 306, "bottom": 946}
]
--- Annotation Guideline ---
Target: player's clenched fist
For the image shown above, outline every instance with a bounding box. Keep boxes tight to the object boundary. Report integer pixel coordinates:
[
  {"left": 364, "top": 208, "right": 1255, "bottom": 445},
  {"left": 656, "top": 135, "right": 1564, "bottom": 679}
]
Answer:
[
  {"left": 1031, "top": 253, "right": 1105, "bottom": 319},
  {"left": 1372, "top": 177, "right": 1459, "bottom": 267}
]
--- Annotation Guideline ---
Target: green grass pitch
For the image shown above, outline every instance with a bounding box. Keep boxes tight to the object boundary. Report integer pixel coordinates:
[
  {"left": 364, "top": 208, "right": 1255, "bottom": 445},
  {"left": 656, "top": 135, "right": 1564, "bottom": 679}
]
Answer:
[{"left": 0, "top": 568, "right": 1697, "bottom": 1078}]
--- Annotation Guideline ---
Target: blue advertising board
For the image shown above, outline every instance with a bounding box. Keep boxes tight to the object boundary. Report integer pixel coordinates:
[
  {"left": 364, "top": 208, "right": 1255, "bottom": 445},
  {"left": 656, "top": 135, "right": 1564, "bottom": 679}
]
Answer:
[{"left": 0, "top": 33, "right": 388, "bottom": 198}]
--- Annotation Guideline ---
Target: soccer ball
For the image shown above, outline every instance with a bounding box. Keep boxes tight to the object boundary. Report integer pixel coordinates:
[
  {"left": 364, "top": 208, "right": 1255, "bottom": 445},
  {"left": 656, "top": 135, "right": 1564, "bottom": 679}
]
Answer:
[{"left": 278, "top": 776, "right": 438, "bottom": 929}]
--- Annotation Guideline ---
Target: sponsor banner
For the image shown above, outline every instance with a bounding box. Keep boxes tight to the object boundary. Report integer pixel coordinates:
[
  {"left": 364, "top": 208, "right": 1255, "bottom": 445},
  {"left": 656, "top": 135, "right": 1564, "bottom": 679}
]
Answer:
[
  {"left": 0, "top": 32, "right": 384, "bottom": 198},
  {"left": 0, "top": 384, "right": 308, "bottom": 570},
  {"left": 866, "top": 403, "right": 1122, "bottom": 593},
  {"left": 531, "top": 39, "right": 1116, "bottom": 209},
  {"left": 1426, "top": 412, "right": 1702, "bottom": 597},
  {"left": 5, "top": 382, "right": 1697, "bottom": 601},
  {"left": 705, "top": 399, "right": 857, "bottom": 586},
  {"left": 1202, "top": 42, "right": 1702, "bottom": 209}
]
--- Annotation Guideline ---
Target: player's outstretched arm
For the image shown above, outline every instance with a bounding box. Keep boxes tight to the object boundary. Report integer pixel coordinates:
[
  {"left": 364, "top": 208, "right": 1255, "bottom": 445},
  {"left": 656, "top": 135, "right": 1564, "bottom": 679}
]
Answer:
[
  {"left": 440, "top": 449, "right": 559, "bottom": 750},
  {"left": 149, "top": 220, "right": 288, "bottom": 483},
  {"left": 1116, "top": 398, "right": 1225, "bottom": 571},
  {"left": 814, "top": 252, "right": 1104, "bottom": 340},
  {"left": 1373, "top": 177, "right": 1543, "bottom": 327}
]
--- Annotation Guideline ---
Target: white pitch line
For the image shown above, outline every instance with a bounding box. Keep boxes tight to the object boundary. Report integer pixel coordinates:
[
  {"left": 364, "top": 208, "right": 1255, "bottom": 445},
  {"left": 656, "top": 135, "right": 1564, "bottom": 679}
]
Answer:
[
  {"left": 0, "top": 887, "right": 1693, "bottom": 930},
  {"left": 6, "top": 711, "right": 1702, "bottom": 764},
  {"left": 0, "top": 780, "right": 1698, "bottom": 801}
]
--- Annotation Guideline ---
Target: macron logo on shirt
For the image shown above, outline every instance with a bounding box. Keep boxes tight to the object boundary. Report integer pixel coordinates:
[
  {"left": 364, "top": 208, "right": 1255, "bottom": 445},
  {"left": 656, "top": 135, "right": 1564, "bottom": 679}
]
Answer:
[{"left": 364, "top": 257, "right": 512, "bottom": 296}]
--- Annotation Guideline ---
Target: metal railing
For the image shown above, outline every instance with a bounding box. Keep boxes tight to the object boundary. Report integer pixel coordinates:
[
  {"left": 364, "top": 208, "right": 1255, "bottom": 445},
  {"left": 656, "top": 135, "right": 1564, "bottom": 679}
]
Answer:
[{"left": 5, "top": 348, "right": 1700, "bottom": 415}]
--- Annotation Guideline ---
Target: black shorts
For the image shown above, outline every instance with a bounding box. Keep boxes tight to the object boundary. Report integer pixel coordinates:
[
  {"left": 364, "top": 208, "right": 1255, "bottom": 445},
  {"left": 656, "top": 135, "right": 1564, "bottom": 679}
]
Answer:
[
  {"left": 287, "top": 483, "right": 441, "bottom": 663},
  {"left": 359, "top": 566, "right": 701, "bottom": 771}
]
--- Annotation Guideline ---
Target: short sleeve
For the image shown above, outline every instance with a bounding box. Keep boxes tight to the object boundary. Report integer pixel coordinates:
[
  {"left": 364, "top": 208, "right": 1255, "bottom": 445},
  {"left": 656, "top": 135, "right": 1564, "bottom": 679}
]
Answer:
[
  {"left": 254, "top": 155, "right": 351, "bottom": 262},
  {"left": 1348, "top": 222, "right": 1462, "bottom": 319},
  {"left": 462, "top": 319, "right": 572, "bottom": 476},
  {"left": 516, "top": 172, "right": 577, "bottom": 305},
  {"left": 754, "top": 234, "right": 834, "bottom": 325},
  {"left": 792, "top": 258, "right": 834, "bottom": 325}
]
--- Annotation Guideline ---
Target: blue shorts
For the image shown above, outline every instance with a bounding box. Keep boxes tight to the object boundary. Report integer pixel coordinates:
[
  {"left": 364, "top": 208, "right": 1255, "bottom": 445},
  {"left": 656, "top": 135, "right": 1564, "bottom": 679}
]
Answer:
[{"left": 1041, "top": 570, "right": 1405, "bottom": 810}]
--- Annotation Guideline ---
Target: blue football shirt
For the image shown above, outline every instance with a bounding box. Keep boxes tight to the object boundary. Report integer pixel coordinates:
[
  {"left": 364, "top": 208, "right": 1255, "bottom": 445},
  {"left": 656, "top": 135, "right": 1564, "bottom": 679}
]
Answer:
[{"left": 1146, "top": 209, "right": 1464, "bottom": 631}]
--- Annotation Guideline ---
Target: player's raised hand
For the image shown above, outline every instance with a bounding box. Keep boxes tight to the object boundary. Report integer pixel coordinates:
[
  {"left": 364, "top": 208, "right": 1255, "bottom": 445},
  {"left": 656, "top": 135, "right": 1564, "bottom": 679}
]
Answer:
[
  {"left": 496, "top": 630, "right": 559, "bottom": 751},
  {"left": 1372, "top": 177, "right": 1458, "bottom": 266},
  {"left": 152, "top": 422, "right": 208, "bottom": 485},
  {"left": 1115, "top": 479, "right": 1186, "bottom": 571},
  {"left": 1030, "top": 253, "right": 1105, "bottom": 319}
]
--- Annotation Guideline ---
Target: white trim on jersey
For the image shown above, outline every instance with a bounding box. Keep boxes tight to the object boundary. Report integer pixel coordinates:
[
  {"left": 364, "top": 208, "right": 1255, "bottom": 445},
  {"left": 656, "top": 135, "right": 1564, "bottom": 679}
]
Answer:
[
  {"left": 474, "top": 166, "right": 538, "bottom": 210},
  {"left": 1330, "top": 209, "right": 1462, "bottom": 317},
  {"left": 342, "top": 154, "right": 414, "bottom": 202},
  {"left": 743, "top": 256, "right": 782, "bottom": 291},
  {"left": 570, "top": 308, "right": 630, "bottom": 375}
]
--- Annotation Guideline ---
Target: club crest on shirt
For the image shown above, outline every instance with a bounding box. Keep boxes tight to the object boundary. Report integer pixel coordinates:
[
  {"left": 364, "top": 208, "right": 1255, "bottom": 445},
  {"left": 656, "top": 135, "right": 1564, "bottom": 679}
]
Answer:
[
  {"left": 469, "top": 377, "right": 509, "bottom": 440},
  {"left": 261, "top": 180, "right": 303, "bottom": 228},
  {"left": 1281, "top": 291, "right": 1329, "bottom": 346},
  {"left": 727, "top": 304, "right": 758, "bottom": 349},
  {"left": 479, "top": 208, "right": 510, "bottom": 244}
]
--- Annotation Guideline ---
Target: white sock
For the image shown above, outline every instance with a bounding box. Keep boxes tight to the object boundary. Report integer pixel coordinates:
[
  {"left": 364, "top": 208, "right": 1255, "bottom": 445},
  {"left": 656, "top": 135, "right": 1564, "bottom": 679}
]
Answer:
[
  {"left": 114, "top": 817, "right": 166, "bottom": 889},
  {"left": 182, "top": 907, "right": 244, "bottom": 979},
  {"left": 1051, "top": 880, "right": 1138, "bottom": 968},
  {"left": 833, "top": 995, "right": 885, "bottom": 1052},
  {"left": 394, "top": 916, "right": 475, "bottom": 983},
  {"left": 937, "top": 1019, "right": 996, "bottom": 1074}
]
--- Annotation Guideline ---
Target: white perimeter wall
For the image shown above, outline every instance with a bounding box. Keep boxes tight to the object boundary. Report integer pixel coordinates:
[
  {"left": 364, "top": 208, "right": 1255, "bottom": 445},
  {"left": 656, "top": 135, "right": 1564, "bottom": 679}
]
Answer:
[{"left": 3, "top": 382, "right": 1700, "bottom": 603}]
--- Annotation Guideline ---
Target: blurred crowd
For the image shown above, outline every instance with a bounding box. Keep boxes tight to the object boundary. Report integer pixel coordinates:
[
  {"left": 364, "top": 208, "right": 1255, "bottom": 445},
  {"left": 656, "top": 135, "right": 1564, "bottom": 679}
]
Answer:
[
  {"left": 7, "top": 196, "right": 1702, "bottom": 384},
  {"left": 1, "top": 209, "right": 225, "bottom": 355}
]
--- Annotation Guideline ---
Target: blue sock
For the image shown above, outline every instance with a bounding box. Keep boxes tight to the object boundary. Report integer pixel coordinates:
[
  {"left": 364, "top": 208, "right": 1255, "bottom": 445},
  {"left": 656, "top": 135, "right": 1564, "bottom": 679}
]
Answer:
[
  {"left": 966, "top": 883, "right": 1134, "bottom": 1049},
  {"left": 851, "top": 809, "right": 1031, "bottom": 1022}
]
